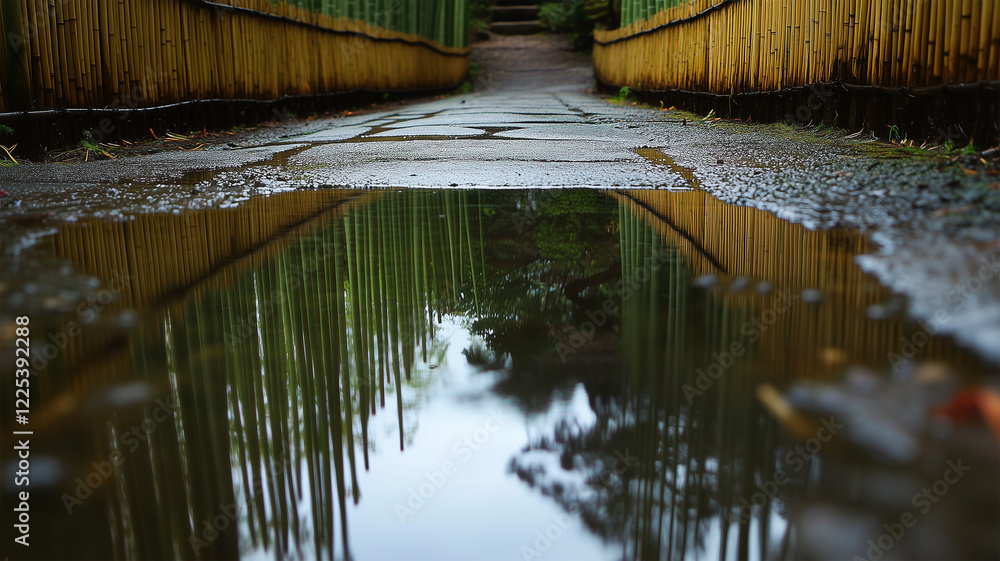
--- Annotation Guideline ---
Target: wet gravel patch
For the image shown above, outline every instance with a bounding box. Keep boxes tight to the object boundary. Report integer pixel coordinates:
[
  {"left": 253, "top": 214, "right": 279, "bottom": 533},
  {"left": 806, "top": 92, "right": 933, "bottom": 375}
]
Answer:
[{"left": 615, "top": 107, "right": 1000, "bottom": 365}]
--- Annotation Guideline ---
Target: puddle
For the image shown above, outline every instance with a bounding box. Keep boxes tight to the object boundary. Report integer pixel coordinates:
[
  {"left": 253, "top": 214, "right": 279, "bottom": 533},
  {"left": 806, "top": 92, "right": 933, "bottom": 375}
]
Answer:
[{"left": 0, "top": 189, "right": 996, "bottom": 560}]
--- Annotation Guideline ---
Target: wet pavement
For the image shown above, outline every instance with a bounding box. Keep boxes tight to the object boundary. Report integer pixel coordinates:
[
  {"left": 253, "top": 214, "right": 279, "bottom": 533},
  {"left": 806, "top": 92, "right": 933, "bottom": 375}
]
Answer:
[{"left": 1, "top": 33, "right": 999, "bottom": 561}]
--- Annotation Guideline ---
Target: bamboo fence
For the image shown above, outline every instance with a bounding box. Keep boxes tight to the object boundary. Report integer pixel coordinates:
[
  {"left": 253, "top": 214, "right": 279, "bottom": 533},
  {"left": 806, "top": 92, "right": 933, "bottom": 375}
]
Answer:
[
  {"left": 596, "top": 0, "right": 1000, "bottom": 93},
  {"left": 0, "top": 0, "right": 469, "bottom": 112}
]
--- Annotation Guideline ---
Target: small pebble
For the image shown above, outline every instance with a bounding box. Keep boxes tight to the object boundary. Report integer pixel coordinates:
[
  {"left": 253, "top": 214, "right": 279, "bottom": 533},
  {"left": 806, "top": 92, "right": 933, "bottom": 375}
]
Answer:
[
  {"left": 867, "top": 304, "right": 889, "bottom": 319},
  {"left": 802, "top": 288, "right": 823, "bottom": 303},
  {"left": 693, "top": 274, "right": 718, "bottom": 288},
  {"left": 729, "top": 276, "right": 750, "bottom": 292}
]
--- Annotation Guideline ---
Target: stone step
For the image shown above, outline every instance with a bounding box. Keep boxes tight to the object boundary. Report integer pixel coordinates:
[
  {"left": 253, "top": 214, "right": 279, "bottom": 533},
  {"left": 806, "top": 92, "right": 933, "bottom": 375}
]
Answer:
[
  {"left": 491, "top": 5, "right": 541, "bottom": 21},
  {"left": 489, "top": 21, "right": 546, "bottom": 35}
]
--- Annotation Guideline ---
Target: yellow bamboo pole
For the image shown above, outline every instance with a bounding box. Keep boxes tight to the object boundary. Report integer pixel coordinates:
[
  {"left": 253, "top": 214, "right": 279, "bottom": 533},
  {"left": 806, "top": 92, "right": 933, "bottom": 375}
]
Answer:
[{"left": 989, "top": 0, "right": 1000, "bottom": 80}]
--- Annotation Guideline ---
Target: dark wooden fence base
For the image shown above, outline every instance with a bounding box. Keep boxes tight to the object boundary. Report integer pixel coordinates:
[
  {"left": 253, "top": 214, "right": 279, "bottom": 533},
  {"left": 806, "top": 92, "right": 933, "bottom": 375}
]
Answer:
[
  {"left": 598, "top": 79, "right": 1000, "bottom": 148},
  {"left": 0, "top": 83, "right": 464, "bottom": 158}
]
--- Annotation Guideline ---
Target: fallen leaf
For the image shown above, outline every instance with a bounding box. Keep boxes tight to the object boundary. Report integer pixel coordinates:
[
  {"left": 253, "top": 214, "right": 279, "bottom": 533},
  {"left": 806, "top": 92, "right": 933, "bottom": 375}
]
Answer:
[{"left": 819, "top": 347, "right": 848, "bottom": 367}]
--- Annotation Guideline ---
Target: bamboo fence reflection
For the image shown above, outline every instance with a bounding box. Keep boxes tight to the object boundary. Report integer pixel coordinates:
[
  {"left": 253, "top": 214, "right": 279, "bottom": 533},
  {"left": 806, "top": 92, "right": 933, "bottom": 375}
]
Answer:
[
  {"left": 0, "top": 0, "right": 469, "bottom": 112},
  {"left": 596, "top": 0, "right": 1000, "bottom": 93},
  {"left": 31, "top": 189, "right": 367, "bottom": 396},
  {"left": 40, "top": 190, "right": 485, "bottom": 559},
  {"left": 617, "top": 199, "right": 779, "bottom": 560},
  {"left": 615, "top": 188, "right": 982, "bottom": 381}
]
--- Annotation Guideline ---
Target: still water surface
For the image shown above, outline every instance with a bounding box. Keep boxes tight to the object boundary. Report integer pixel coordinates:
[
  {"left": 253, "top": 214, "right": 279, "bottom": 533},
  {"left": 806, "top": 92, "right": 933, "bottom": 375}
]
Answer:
[{"left": 1, "top": 188, "right": 994, "bottom": 560}]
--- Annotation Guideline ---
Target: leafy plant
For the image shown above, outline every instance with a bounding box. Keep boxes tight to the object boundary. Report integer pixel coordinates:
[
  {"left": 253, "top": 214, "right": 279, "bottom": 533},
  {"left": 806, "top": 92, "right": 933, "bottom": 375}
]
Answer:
[
  {"left": 0, "top": 124, "right": 13, "bottom": 136},
  {"left": 539, "top": 0, "right": 607, "bottom": 50},
  {"left": 611, "top": 86, "right": 630, "bottom": 102},
  {"left": 78, "top": 132, "right": 114, "bottom": 161},
  {"left": 468, "top": 0, "right": 493, "bottom": 37},
  {"left": 887, "top": 124, "right": 904, "bottom": 144},
  {"left": 540, "top": 1, "right": 576, "bottom": 31}
]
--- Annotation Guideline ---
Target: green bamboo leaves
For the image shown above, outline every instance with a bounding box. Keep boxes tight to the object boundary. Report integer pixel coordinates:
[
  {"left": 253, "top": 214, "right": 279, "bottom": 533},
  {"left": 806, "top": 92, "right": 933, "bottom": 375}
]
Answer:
[
  {"left": 287, "top": 0, "right": 469, "bottom": 47},
  {"left": 620, "top": 0, "right": 687, "bottom": 27},
  {"left": 101, "top": 189, "right": 485, "bottom": 559}
]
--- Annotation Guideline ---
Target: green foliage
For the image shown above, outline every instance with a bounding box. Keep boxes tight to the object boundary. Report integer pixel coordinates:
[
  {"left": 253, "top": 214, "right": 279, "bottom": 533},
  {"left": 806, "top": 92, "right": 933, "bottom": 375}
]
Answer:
[
  {"left": 535, "top": 191, "right": 614, "bottom": 264},
  {"left": 539, "top": 2, "right": 576, "bottom": 32},
  {"left": 887, "top": 124, "right": 901, "bottom": 144},
  {"left": 960, "top": 143, "right": 977, "bottom": 156},
  {"left": 470, "top": 0, "right": 493, "bottom": 21},
  {"left": 611, "top": 86, "right": 630, "bottom": 102},
  {"left": 620, "top": 0, "right": 688, "bottom": 27},
  {"left": 0, "top": 124, "right": 13, "bottom": 136},
  {"left": 271, "top": 0, "right": 469, "bottom": 48},
  {"left": 944, "top": 139, "right": 955, "bottom": 153},
  {"left": 458, "top": 81, "right": 473, "bottom": 94},
  {"left": 470, "top": 16, "right": 489, "bottom": 34},
  {"left": 76, "top": 131, "right": 113, "bottom": 160},
  {"left": 539, "top": 0, "right": 608, "bottom": 50},
  {"left": 468, "top": 0, "right": 491, "bottom": 36},
  {"left": 468, "top": 190, "right": 620, "bottom": 364}
]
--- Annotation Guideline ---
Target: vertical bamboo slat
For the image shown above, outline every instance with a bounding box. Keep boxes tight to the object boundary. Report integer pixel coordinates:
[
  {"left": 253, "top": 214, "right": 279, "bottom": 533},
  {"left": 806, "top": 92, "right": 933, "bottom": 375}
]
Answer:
[
  {"left": 595, "top": 0, "right": 998, "bottom": 97},
  {"left": 0, "top": 0, "right": 469, "bottom": 112}
]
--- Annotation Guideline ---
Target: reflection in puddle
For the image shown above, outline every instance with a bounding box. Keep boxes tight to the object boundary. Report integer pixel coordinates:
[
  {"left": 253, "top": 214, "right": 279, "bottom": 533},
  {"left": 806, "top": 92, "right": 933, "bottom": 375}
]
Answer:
[{"left": 0, "top": 189, "right": 995, "bottom": 560}]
